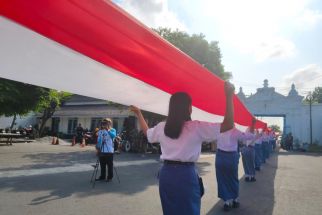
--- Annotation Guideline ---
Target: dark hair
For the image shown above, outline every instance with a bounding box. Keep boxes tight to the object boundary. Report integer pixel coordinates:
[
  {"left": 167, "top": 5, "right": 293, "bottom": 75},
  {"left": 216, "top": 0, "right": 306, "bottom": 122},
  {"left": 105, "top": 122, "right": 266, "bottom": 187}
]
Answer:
[{"left": 164, "top": 92, "right": 192, "bottom": 139}]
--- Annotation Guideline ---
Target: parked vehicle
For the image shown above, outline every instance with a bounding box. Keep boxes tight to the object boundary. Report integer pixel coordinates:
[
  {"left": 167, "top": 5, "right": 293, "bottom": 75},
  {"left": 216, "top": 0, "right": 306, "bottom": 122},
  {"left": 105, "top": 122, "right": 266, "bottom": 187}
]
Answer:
[{"left": 116, "top": 129, "right": 160, "bottom": 154}]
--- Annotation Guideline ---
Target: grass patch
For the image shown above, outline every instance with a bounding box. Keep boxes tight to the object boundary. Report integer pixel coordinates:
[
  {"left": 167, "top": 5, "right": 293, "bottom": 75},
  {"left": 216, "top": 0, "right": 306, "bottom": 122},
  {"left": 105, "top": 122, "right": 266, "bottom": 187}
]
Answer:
[{"left": 307, "top": 144, "right": 322, "bottom": 153}]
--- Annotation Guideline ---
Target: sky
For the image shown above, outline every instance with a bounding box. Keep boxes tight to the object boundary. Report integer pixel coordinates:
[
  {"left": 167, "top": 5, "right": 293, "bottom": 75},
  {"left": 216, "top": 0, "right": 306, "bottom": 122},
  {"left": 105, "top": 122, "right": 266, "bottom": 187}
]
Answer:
[{"left": 113, "top": 0, "right": 322, "bottom": 97}]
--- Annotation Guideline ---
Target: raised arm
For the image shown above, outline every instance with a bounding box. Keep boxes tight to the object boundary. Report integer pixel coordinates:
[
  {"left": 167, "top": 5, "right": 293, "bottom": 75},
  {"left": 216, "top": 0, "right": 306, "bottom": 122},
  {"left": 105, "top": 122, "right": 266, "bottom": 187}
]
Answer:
[
  {"left": 130, "top": 105, "right": 149, "bottom": 136},
  {"left": 249, "top": 117, "right": 256, "bottom": 133},
  {"left": 220, "top": 81, "right": 235, "bottom": 133}
]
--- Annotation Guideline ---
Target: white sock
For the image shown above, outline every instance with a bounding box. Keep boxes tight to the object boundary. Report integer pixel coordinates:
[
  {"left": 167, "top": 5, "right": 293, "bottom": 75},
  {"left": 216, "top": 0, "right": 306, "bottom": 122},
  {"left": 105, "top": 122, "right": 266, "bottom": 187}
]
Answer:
[{"left": 225, "top": 199, "right": 233, "bottom": 205}]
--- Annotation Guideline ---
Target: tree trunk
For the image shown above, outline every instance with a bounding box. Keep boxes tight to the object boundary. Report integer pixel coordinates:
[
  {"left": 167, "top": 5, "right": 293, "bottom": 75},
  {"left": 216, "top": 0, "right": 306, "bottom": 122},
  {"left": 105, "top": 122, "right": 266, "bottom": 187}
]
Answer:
[
  {"left": 39, "top": 118, "right": 47, "bottom": 137},
  {"left": 10, "top": 114, "right": 17, "bottom": 130},
  {"left": 39, "top": 108, "right": 55, "bottom": 137}
]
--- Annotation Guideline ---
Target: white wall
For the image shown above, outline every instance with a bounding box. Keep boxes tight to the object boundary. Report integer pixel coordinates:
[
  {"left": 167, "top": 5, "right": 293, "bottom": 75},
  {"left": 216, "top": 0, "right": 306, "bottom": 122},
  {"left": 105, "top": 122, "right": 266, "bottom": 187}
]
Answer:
[
  {"left": 0, "top": 112, "right": 36, "bottom": 129},
  {"left": 244, "top": 95, "right": 322, "bottom": 145}
]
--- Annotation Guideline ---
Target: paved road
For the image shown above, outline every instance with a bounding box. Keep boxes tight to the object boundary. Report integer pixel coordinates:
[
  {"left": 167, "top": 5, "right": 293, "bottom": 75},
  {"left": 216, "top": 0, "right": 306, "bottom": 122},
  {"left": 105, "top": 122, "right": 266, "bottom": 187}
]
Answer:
[{"left": 0, "top": 141, "right": 322, "bottom": 215}]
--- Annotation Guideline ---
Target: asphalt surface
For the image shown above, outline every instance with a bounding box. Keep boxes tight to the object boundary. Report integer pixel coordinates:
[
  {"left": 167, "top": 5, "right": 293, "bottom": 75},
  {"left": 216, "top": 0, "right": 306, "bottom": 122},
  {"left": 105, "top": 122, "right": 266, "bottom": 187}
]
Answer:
[{"left": 0, "top": 140, "right": 322, "bottom": 215}]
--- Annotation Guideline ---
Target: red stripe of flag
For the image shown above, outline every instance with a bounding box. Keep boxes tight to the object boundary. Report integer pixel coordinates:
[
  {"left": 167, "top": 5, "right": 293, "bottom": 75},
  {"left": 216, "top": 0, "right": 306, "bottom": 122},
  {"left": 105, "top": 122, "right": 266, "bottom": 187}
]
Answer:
[{"left": 0, "top": 0, "right": 266, "bottom": 128}]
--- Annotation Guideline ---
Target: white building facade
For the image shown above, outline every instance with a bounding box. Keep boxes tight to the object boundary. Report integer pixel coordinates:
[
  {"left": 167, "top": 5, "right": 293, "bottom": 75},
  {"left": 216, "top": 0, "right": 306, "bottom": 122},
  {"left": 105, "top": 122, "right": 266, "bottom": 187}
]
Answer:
[
  {"left": 1, "top": 94, "right": 164, "bottom": 137},
  {"left": 237, "top": 80, "right": 322, "bottom": 145}
]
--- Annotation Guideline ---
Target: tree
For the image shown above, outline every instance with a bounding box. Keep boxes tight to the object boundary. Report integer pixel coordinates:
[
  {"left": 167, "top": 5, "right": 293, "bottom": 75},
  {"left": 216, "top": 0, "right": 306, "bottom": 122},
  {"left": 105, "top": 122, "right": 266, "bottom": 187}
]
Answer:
[
  {"left": 0, "top": 78, "right": 43, "bottom": 129},
  {"left": 0, "top": 78, "right": 72, "bottom": 135},
  {"left": 305, "top": 87, "right": 322, "bottom": 103},
  {"left": 270, "top": 124, "right": 281, "bottom": 133},
  {"left": 153, "top": 27, "right": 231, "bottom": 80},
  {"left": 35, "top": 89, "right": 72, "bottom": 137}
]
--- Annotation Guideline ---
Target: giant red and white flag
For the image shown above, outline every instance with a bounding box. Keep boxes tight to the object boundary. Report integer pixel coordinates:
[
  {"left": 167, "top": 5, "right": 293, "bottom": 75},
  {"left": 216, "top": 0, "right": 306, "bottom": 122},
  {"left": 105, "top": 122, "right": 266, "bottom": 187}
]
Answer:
[{"left": 0, "top": 0, "right": 266, "bottom": 129}]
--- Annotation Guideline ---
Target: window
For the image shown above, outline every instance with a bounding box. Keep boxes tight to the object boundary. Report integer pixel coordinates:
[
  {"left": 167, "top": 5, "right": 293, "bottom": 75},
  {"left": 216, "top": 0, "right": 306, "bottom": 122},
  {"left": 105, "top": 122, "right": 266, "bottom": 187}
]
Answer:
[
  {"left": 67, "top": 118, "right": 78, "bottom": 134},
  {"left": 90, "top": 118, "right": 102, "bottom": 131},
  {"left": 51, "top": 117, "right": 60, "bottom": 132},
  {"left": 113, "top": 118, "right": 118, "bottom": 133}
]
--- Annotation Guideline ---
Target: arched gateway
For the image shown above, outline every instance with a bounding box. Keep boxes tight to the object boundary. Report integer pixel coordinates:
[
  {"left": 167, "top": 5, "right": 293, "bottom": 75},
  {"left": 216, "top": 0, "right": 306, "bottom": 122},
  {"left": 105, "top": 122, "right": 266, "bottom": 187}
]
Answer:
[{"left": 237, "top": 80, "right": 322, "bottom": 145}]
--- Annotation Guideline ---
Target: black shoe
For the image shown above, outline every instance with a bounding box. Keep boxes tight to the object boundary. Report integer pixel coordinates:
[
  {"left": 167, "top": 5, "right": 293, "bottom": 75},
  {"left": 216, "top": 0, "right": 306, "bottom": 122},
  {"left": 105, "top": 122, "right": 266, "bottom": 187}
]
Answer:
[
  {"left": 223, "top": 203, "right": 232, "bottom": 211},
  {"left": 251, "top": 177, "right": 256, "bottom": 182},
  {"left": 232, "top": 201, "right": 240, "bottom": 208},
  {"left": 255, "top": 167, "right": 260, "bottom": 171},
  {"left": 245, "top": 177, "right": 250, "bottom": 182},
  {"left": 106, "top": 178, "right": 113, "bottom": 182}
]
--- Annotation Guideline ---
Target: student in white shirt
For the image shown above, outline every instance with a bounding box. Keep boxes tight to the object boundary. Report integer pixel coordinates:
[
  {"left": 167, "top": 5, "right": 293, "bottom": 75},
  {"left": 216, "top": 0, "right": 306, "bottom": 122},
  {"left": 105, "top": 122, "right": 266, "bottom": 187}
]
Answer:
[
  {"left": 215, "top": 121, "right": 255, "bottom": 211},
  {"left": 130, "top": 82, "right": 235, "bottom": 215},
  {"left": 240, "top": 120, "right": 256, "bottom": 183},
  {"left": 269, "top": 130, "right": 276, "bottom": 152},
  {"left": 262, "top": 130, "right": 270, "bottom": 162},
  {"left": 254, "top": 130, "right": 263, "bottom": 171}
]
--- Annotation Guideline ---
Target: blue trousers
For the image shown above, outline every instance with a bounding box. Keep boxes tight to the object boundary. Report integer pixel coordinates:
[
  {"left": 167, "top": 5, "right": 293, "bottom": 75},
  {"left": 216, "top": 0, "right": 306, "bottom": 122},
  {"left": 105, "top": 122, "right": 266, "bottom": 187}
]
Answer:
[
  {"left": 254, "top": 144, "right": 262, "bottom": 169},
  {"left": 159, "top": 163, "right": 200, "bottom": 215},
  {"left": 216, "top": 150, "right": 239, "bottom": 201},
  {"left": 241, "top": 146, "right": 255, "bottom": 176}
]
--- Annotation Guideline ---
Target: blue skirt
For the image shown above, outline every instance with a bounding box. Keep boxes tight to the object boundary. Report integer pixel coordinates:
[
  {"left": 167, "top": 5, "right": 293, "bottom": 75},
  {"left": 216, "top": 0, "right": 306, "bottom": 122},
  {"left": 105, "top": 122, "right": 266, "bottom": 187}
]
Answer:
[
  {"left": 254, "top": 144, "right": 262, "bottom": 169},
  {"left": 215, "top": 149, "right": 239, "bottom": 201},
  {"left": 263, "top": 141, "right": 270, "bottom": 159},
  {"left": 241, "top": 146, "right": 255, "bottom": 176},
  {"left": 269, "top": 140, "right": 275, "bottom": 152},
  {"left": 159, "top": 163, "right": 201, "bottom": 215},
  {"left": 262, "top": 141, "right": 269, "bottom": 161},
  {"left": 271, "top": 139, "right": 276, "bottom": 150}
]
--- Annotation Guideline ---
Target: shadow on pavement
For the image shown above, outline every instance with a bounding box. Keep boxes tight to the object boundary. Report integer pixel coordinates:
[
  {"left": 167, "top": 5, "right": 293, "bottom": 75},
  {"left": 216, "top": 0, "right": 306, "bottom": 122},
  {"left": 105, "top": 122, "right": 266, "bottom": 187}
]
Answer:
[
  {"left": 206, "top": 151, "right": 279, "bottom": 215},
  {"left": 197, "top": 161, "right": 212, "bottom": 176},
  {"left": 0, "top": 151, "right": 95, "bottom": 171},
  {"left": 0, "top": 152, "right": 163, "bottom": 205},
  {"left": 278, "top": 150, "right": 322, "bottom": 157}
]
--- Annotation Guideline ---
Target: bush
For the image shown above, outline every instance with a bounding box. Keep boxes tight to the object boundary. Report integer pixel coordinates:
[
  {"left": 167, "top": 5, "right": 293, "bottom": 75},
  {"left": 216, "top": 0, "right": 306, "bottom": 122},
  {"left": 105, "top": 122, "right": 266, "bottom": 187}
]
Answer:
[{"left": 307, "top": 143, "right": 322, "bottom": 153}]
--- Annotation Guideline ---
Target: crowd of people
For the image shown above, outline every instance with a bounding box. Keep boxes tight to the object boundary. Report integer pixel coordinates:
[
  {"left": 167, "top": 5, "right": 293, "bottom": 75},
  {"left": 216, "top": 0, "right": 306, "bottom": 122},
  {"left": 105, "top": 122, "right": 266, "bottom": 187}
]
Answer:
[
  {"left": 130, "top": 82, "right": 278, "bottom": 214},
  {"left": 51, "top": 82, "right": 279, "bottom": 214}
]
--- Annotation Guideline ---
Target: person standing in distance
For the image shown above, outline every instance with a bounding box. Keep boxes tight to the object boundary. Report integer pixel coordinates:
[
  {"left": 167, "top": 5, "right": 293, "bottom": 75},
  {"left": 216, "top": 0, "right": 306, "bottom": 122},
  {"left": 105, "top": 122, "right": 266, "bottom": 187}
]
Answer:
[{"left": 130, "top": 82, "right": 235, "bottom": 215}]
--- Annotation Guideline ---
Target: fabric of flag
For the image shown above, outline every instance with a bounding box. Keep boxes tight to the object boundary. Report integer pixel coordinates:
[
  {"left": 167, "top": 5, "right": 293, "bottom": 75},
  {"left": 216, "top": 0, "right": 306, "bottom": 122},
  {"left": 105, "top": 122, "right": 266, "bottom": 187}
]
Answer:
[{"left": 0, "top": 0, "right": 266, "bottom": 129}]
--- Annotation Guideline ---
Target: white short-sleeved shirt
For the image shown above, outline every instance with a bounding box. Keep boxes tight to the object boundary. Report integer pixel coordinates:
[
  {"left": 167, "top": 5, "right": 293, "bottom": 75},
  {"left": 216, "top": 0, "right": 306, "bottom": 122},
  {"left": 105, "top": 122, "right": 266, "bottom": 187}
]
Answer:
[
  {"left": 217, "top": 128, "right": 255, "bottom": 151},
  {"left": 255, "top": 134, "right": 263, "bottom": 144},
  {"left": 262, "top": 133, "right": 270, "bottom": 142},
  {"left": 269, "top": 132, "right": 275, "bottom": 140},
  {"left": 147, "top": 121, "right": 221, "bottom": 162},
  {"left": 243, "top": 132, "right": 256, "bottom": 146}
]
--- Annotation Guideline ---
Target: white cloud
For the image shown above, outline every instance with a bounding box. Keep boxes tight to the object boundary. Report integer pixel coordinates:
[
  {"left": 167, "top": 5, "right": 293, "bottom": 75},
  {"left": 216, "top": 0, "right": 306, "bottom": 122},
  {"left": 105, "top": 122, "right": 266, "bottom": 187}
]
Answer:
[
  {"left": 254, "top": 38, "right": 296, "bottom": 62},
  {"left": 114, "top": 0, "right": 322, "bottom": 62},
  {"left": 115, "top": 0, "right": 186, "bottom": 30},
  {"left": 278, "top": 64, "right": 322, "bottom": 95},
  {"left": 175, "top": 0, "right": 322, "bottom": 61},
  {"left": 295, "top": 9, "right": 322, "bottom": 29}
]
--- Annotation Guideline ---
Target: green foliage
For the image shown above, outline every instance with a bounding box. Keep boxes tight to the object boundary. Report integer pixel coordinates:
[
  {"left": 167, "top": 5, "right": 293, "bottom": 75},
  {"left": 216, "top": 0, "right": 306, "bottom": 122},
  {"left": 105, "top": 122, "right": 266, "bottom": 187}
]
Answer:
[
  {"left": 311, "top": 87, "right": 322, "bottom": 103},
  {"left": 270, "top": 124, "right": 281, "bottom": 133},
  {"left": 36, "top": 89, "right": 72, "bottom": 136},
  {"left": 307, "top": 143, "right": 322, "bottom": 153},
  {"left": 153, "top": 27, "right": 231, "bottom": 80},
  {"left": 0, "top": 78, "right": 72, "bottom": 134},
  {"left": 35, "top": 90, "right": 72, "bottom": 113},
  {"left": 0, "top": 78, "right": 43, "bottom": 117},
  {"left": 305, "top": 87, "right": 322, "bottom": 103}
]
